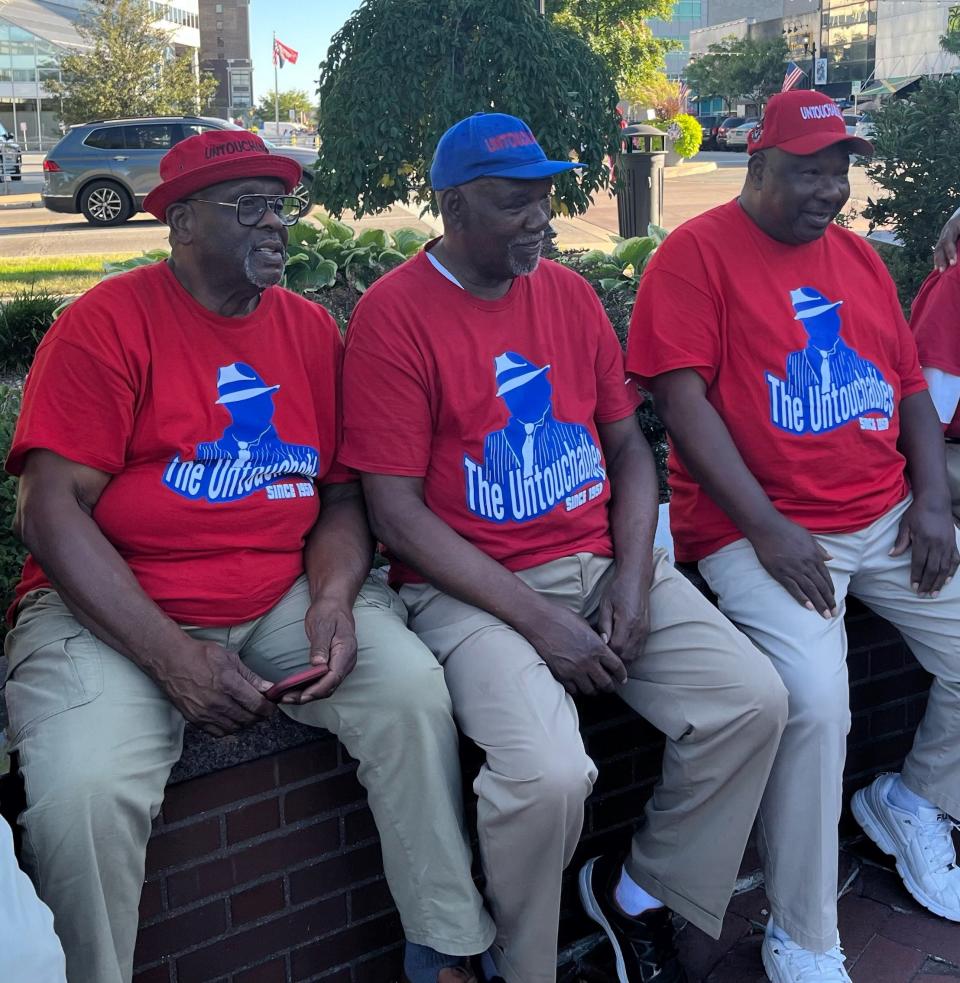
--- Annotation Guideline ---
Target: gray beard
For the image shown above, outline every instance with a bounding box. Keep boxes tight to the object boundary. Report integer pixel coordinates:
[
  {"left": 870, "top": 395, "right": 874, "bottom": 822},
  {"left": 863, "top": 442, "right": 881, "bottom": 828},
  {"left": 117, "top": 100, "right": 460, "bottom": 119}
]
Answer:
[
  {"left": 507, "top": 243, "right": 542, "bottom": 276},
  {"left": 244, "top": 247, "right": 286, "bottom": 289}
]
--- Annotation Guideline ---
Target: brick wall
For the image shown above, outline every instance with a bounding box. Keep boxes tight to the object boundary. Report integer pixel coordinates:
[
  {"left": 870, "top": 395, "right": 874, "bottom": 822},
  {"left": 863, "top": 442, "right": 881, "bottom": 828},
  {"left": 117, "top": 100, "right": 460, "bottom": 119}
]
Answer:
[{"left": 128, "top": 599, "right": 930, "bottom": 983}]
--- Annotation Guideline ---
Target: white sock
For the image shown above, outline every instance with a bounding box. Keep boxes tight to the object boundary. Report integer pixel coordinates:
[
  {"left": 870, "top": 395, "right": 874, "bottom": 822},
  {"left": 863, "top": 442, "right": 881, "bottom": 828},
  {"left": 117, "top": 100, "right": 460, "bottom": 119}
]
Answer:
[
  {"left": 614, "top": 865, "right": 664, "bottom": 916},
  {"left": 887, "top": 775, "right": 937, "bottom": 816}
]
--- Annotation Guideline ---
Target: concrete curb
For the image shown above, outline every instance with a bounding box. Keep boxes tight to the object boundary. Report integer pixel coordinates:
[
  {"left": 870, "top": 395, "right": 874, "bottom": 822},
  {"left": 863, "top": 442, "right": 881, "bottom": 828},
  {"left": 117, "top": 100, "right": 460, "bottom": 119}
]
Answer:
[
  {"left": 0, "top": 196, "right": 42, "bottom": 210},
  {"left": 664, "top": 160, "right": 718, "bottom": 180}
]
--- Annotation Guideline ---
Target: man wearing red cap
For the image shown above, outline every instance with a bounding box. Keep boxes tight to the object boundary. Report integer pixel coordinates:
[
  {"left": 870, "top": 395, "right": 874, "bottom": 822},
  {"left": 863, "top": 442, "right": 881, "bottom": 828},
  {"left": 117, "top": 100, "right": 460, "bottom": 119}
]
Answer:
[
  {"left": 340, "top": 112, "right": 789, "bottom": 983},
  {"left": 3, "top": 131, "right": 495, "bottom": 983},
  {"left": 628, "top": 89, "right": 960, "bottom": 982}
]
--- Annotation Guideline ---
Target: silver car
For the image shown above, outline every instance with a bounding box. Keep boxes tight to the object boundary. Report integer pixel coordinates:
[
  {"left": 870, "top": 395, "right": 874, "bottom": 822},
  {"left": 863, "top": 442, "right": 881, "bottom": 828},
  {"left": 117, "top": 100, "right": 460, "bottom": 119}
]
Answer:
[{"left": 42, "top": 115, "right": 317, "bottom": 226}]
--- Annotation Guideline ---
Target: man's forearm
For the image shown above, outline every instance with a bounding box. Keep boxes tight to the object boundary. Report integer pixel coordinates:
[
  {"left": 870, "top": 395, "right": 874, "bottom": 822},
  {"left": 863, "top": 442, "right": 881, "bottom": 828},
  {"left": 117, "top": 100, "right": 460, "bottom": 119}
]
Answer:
[
  {"left": 305, "top": 485, "right": 374, "bottom": 605},
  {"left": 899, "top": 390, "right": 952, "bottom": 508},
  {"left": 605, "top": 429, "right": 658, "bottom": 575},
  {"left": 17, "top": 500, "right": 189, "bottom": 675}
]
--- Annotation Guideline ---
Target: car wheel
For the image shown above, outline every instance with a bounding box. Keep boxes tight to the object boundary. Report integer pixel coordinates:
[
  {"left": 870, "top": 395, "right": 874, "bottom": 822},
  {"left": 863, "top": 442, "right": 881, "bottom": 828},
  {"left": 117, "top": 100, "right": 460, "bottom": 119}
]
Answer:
[
  {"left": 292, "top": 178, "right": 315, "bottom": 217},
  {"left": 80, "top": 180, "right": 133, "bottom": 226}
]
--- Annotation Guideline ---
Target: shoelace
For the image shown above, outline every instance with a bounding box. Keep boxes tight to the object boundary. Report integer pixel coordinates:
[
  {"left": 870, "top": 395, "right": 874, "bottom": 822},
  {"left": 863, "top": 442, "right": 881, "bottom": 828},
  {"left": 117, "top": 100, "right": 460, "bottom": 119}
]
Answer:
[{"left": 903, "top": 813, "right": 960, "bottom": 873}]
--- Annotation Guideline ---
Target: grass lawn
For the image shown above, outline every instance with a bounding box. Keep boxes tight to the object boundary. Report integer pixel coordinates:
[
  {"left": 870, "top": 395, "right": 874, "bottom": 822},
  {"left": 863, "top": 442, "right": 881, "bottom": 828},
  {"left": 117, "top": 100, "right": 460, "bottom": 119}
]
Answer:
[{"left": 0, "top": 253, "right": 138, "bottom": 295}]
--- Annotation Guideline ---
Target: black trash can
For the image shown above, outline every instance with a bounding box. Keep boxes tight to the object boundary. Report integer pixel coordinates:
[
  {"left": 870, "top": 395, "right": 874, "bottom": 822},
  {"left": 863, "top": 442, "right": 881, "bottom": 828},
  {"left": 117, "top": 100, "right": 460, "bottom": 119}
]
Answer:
[{"left": 615, "top": 124, "right": 666, "bottom": 239}]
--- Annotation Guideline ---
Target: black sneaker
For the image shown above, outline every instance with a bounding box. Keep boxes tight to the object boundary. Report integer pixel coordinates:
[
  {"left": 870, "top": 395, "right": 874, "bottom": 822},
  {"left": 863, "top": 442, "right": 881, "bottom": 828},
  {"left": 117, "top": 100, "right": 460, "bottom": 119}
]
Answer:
[{"left": 579, "top": 855, "right": 688, "bottom": 983}]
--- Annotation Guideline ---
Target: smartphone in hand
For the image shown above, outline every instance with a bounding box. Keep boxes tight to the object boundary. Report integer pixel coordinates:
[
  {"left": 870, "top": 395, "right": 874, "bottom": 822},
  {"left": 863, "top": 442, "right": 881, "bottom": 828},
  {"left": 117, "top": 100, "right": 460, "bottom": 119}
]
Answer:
[{"left": 264, "top": 665, "right": 329, "bottom": 703}]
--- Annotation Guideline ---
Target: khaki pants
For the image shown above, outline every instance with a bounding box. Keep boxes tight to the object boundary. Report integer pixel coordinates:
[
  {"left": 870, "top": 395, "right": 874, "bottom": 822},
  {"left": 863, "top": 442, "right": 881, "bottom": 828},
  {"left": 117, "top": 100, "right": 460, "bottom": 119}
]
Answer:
[
  {"left": 699, "top": 495, "right": 960, "bottom": 953},
  {"left": 3, "top": 576, "right": 495, "bottom": 983},
  {"left": 401, "top": 550, "right": 788, "bottom": 983},
  {"left": 946, "top": 442, "right": 960, "bottom": 524}
]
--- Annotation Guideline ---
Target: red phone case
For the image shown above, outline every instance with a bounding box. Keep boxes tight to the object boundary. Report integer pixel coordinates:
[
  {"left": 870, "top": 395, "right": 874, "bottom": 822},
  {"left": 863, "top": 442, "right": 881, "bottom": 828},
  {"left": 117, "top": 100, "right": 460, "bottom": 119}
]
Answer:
[{"left": 264, "top": 665, "right": 328, "bottom": 702}]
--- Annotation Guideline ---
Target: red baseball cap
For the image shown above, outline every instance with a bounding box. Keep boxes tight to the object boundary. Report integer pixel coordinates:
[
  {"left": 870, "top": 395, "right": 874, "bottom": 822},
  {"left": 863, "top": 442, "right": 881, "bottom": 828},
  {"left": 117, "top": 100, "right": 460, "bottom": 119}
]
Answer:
[
  {"left": 143, "top": 130, "right": 302, "bottom": 223},
  {"left": 747, "top": 90, "right": 873, "bottom": 157}
]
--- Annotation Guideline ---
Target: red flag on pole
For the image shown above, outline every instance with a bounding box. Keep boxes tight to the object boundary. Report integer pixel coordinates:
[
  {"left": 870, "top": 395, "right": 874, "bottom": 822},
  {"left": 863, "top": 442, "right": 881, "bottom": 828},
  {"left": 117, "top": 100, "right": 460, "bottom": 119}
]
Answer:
[{"left": 273, "top": 38, "right": 299, "bottom": 68}]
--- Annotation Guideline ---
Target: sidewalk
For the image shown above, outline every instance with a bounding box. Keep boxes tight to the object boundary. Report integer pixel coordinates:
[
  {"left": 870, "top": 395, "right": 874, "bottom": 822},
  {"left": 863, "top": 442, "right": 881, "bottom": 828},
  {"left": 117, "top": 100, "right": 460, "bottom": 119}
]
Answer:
[{"left": 569, "top": 837, "right": 960, "bottom": 982}]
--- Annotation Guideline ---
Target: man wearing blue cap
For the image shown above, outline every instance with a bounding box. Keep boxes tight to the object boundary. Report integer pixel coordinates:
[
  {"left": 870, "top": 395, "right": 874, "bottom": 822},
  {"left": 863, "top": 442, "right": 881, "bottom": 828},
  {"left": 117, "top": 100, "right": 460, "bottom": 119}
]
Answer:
[
  {"left": 629, "top": 89, "right": 960, "bottom": 982},
  {"left": 340, "top": 112, "right": 788, "bottom": 983}
]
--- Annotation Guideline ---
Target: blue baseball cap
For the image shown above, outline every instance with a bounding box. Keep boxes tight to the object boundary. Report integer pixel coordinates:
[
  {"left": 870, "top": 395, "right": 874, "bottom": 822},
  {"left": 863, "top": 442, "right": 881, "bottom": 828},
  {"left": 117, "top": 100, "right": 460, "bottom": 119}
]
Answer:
[{"left": 430, "top": 113, "right": 585, "bottom": 190}]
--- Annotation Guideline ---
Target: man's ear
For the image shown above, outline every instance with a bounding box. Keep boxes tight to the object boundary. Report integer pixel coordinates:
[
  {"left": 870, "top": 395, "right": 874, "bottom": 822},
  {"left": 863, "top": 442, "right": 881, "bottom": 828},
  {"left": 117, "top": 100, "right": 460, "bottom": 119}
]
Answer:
[
  {"left": 166, "top": 201, "right": 195, "bottom": 244},
  {"left": 437, "top": 188, "right": 466, "bottom": 233},
  {"left": 745, "top": 151, "right": 767, "bottom": 190}
]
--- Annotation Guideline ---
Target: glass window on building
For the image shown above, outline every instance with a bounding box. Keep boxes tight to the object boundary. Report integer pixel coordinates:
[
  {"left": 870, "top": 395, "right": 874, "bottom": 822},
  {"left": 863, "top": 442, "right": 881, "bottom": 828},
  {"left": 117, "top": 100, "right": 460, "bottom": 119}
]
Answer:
[{"left": 821, "top": 0, "right": 877, "bottom": 88}]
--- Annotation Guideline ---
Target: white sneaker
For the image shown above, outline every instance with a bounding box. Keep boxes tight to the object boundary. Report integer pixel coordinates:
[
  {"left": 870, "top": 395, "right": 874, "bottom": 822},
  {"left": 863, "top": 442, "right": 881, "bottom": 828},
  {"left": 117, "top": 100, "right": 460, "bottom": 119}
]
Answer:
[
  {"left": 761, "top": 921, "right": 850, "bottom": 982},
  {"left": 852, "top": 773, "right": 960, "bottom": 921}
]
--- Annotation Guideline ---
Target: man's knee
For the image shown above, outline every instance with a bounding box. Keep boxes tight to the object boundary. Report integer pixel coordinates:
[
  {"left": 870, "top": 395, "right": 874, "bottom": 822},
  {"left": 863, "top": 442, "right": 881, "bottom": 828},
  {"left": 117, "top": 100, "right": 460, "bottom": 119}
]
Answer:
[
  {"left": 490, "top": 741, "right": 596, "bottom": 814},
  {"left": 743, "top": 658, "right": 790, "bottom": 738},
  {"left": 370, "top": 644, "right": 453, "bottom": 722}
]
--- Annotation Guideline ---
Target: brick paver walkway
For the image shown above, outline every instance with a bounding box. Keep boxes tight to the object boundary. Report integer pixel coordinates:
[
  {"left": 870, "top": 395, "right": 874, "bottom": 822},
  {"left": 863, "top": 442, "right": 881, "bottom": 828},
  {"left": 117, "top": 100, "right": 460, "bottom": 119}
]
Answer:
[{"left": 568, "top": 837, "right": 960, "bottom": 982}]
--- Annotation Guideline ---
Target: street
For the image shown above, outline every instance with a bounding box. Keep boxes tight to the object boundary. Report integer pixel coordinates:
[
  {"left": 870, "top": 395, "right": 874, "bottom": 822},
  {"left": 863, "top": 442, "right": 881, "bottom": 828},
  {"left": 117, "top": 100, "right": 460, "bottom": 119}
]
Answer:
[{"left": 0, "top": 151, "right": 879, "bottom": 259}]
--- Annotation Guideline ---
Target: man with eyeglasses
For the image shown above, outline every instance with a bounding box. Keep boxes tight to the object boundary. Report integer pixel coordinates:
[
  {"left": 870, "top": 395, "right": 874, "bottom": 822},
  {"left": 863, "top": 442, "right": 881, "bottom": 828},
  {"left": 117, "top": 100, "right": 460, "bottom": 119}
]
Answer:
[{"left": 3, "top": 131, "right": 494, "bottom": 983}]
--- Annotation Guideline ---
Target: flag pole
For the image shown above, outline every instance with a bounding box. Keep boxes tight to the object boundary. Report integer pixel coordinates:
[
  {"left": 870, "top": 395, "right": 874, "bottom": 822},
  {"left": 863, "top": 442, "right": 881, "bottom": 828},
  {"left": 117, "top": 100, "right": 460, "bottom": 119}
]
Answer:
[{"left": 273, "top": 30, "right": 280, "bottom": 140}]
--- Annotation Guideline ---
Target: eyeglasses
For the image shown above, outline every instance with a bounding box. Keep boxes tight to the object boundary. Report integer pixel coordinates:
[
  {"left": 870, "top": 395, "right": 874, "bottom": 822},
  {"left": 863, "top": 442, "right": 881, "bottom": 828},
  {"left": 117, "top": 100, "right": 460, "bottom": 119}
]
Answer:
[{"left": 186, "top": 193, "right": 304, "bottom": 227}]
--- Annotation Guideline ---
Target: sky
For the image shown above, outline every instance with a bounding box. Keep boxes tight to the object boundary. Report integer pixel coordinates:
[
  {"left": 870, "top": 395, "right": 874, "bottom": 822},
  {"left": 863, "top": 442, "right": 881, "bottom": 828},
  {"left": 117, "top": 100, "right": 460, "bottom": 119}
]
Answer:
[{"left": 248, "top": 0, "right": 360, "bottom": 103}]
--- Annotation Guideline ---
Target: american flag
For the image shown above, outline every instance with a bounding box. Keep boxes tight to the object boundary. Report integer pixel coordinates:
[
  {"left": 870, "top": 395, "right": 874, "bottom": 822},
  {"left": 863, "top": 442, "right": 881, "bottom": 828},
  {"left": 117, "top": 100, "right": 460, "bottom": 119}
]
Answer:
[
  {"left": 273, "top": 38, "right": 299, "bottom": 68},
  {"left": 782, "top": 61, "right": 806, "bottom": 92},
  {"left": 678, "top": 80, "right": 689, "bottom": 112}
]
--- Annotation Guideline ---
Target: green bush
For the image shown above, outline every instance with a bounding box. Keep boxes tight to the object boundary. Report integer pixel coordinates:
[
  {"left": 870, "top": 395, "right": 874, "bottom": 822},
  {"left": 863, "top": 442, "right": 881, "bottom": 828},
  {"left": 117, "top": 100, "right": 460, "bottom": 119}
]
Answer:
[
  {"left": 0, "top": 383, "right": 24, "bottom": 639},
  {"left": 0, "top": 289, "right": 63, "bottom": 375},
  {"left": 668, "top": 113, "right": 703, "bottom": 159},
  {"left": 863, "top": 76, "right": 960, "bottom": 307}
]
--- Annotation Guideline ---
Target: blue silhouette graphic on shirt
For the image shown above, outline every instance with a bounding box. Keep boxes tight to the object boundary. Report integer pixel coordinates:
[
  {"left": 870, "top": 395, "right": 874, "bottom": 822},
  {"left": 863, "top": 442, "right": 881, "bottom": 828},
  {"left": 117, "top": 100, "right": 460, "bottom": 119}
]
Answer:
[
  {"left": 765, "top": 287, "right": 895, "bottom": 435},
  {"left": 163, "top": 362, "right": 319, "bottom": 503},
  {"left": 463, "top": 352, "right": 606, "bottom": 523}
]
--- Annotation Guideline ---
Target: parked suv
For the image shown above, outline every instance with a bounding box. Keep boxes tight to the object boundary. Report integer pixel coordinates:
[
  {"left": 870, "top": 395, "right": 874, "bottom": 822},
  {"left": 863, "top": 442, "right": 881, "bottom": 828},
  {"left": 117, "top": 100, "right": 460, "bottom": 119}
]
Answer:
[
  {"left": 0, "top": 121, "right": 22, "bottom": 182},
  {"left": 42, "top": 116, "right": 317, "bottom": 226}
]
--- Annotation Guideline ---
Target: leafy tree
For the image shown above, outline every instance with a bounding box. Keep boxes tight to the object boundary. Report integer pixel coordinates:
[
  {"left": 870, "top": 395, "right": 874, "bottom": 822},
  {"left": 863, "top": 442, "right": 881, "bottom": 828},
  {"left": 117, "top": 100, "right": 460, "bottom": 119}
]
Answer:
[
  {"left": 315, "top": 0, "right": 620, "bottom": 218},
  {"left": 255, "top": 88, "right": 315, "bottom": 121},
  {"left": 940, "top": 3, "right": 960, "bottom": 56},
  {"left": 862, "top": 76, "right": 960, "bottom": 307},
  {"left": 686, "top": 36, "right": 789, "bottom": 111},
  {"left": 624, "top": 73, "right": 684, "bottom": 118},
  {"left": 546, "top": 0, "right": 680, "bottom": 96},
  {"left": 49, "top": 0, "right": 217, "bottom": 124}
]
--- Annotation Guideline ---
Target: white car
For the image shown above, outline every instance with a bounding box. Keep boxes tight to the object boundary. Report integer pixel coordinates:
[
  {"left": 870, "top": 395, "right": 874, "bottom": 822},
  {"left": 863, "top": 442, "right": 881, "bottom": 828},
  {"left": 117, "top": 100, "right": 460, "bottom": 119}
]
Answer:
[
  {"left": 724, "top": 120, "right": 758, "bottom": 150},
  {"left": 854, "top": 112, "right": 875, "bottom": 141}
]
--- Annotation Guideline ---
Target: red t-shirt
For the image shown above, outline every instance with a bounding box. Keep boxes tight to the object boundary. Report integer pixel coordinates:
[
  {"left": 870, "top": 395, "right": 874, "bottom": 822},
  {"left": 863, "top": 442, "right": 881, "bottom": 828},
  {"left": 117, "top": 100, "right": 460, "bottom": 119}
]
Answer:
[
  {"left": 7, "top": 262, "right": 350, "bottom": 625},
  {"left": 339, "top": 249, "right": 640, "bottom": 585},
  {"left": 627, "top": 199, "right": 926, "bottom": 563},
  {"left": 910, "top": 265, "right": 960, "bottom": 439}
]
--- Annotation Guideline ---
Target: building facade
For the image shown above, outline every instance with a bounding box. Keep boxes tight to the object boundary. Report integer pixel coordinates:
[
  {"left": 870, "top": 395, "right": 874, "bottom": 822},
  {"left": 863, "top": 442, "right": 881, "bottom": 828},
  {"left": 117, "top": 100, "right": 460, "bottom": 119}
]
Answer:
[
  {"left": 686, "top": 0, "right": 959, "bottom": 104},
  {"left": 0, "top": 0, "right": 201, "bottom": 151},
  {"left": 198, "top": 0, "right": 252, "bottom": 122}
]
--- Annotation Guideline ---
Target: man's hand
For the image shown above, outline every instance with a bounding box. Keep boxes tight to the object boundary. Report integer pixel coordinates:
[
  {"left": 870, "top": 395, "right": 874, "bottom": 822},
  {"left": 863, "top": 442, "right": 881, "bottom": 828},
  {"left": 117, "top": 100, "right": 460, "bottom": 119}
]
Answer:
[
  {"left": 596, "top": 569, "right": 651, "bottom": 665},
  {"left": 159, "top": 639, "right": 275, "bottom": 737},
  {"left": 890, "top": 498, "right": 960, "bottom": 596},
  {"left": 287, "top": 596, "right": 359, "bottom": 703},
  {"left": 749, "top": 516, "right": 838, "bottom": 618},
  {"left": 525, "top": 605, "right": 627, "bottom": 696},
  {"left": 933, "top": 209, "right": 960, "bottom": 272}
]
